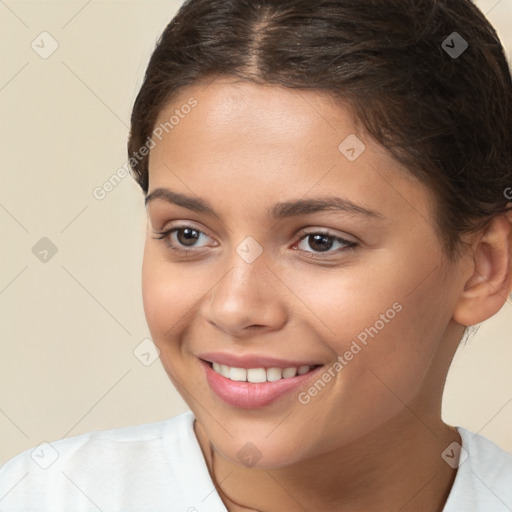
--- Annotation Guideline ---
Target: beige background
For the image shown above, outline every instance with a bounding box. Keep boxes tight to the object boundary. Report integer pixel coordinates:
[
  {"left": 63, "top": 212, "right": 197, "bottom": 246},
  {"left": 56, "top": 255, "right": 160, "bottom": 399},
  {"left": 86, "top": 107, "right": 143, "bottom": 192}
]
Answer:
[{"left": 0, "top": 0, "right": 511, "bottom": 466}]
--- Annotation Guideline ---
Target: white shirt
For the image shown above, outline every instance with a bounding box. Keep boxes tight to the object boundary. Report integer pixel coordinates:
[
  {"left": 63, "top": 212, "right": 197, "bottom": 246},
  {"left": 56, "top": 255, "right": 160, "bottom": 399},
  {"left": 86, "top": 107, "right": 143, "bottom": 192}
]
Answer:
[{"left": 0, "top": 411, "right": 511, "bottom": 511}]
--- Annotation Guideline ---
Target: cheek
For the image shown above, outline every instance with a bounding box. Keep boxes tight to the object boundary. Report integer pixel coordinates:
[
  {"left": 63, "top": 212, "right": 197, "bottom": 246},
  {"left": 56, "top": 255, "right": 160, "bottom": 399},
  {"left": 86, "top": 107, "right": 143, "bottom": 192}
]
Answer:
[
  {"left": 285, "top": 251, "right": 448, "bottom": 402},
  {"left": 275, "top": 262, "right": 448, "bottom": 450},
  {"left": 141, "top": 245, "right": 193, "bottom": 352}
]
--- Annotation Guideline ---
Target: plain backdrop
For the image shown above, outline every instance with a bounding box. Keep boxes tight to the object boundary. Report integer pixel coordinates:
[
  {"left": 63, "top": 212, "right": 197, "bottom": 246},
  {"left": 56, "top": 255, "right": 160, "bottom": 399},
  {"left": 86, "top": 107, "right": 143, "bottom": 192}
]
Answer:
[{"left": 1, "top": 0, "right": 511, "bottom": 466}]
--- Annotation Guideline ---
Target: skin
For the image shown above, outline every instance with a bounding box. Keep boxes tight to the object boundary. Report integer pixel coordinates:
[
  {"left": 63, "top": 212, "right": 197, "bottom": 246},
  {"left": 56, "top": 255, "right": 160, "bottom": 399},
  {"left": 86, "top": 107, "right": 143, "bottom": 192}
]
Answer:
[{"left": 142, "top": 77, "right": 512, "bottom": 512}]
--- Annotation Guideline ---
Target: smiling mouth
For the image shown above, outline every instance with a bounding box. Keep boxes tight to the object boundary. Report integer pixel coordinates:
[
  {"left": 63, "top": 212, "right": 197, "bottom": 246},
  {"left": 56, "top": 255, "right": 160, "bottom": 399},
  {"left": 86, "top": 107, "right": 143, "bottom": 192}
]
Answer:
[
  {"left": 200, "top": 358, "right": 326, "bottom": 409},
  {"left": 204, "top": 360, "right": 323, "bottom": 383}
]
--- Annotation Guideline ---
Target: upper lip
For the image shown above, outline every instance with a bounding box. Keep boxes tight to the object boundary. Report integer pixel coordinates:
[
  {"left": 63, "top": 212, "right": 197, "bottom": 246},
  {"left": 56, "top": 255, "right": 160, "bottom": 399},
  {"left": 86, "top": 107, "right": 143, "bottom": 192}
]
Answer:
[{"left": 199, "top": 352, "right": 325, "bottom": 369}]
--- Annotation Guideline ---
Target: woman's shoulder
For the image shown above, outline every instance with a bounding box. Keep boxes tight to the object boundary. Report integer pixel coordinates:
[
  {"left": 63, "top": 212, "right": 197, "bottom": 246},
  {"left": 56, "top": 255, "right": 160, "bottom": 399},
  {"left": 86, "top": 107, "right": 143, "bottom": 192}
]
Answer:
[
  {"left": 1, "top": 409, "right": 194, "bottom": 470},
  {"left": 0, "top": 410, "right": 223, "bottom": 511},
  {"left": 443, "top": 426, "right": 512, "bottom": 512}
]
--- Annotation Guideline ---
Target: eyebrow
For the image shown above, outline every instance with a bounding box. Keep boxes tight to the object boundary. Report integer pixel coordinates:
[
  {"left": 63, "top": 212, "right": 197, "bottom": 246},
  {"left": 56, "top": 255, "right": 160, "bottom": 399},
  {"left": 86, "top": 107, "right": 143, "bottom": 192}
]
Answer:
[{"left": 145, "top": 187, "right": 385, "bottom": 220}]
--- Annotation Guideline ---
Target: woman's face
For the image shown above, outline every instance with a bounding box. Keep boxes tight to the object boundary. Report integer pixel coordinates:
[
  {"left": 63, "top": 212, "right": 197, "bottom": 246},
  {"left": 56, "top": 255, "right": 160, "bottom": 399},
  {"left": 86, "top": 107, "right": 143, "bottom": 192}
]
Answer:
[{"left": 142, "top": 77, "right": 467, "bottom": 468}]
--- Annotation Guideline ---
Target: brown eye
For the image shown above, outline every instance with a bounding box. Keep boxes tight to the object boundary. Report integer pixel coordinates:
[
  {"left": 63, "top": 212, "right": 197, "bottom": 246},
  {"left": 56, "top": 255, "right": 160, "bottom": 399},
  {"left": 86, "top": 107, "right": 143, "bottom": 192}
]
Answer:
[
  {"left": 175, "top": 227, "right": 201, "bottom": 247},
  {"left": 305, "top": 233, "right": 336, "bottom": 252},
  {"left": 295, "top": 231, "right": 357, "bottom": 258},
  {"left": 152, "top": 225, "right": 214, "bottom": 254}
]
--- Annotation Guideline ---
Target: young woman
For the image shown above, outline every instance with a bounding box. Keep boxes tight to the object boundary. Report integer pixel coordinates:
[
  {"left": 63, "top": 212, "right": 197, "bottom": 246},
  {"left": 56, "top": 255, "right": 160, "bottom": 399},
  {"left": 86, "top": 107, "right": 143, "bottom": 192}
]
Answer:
[{"left": 1, "top": 0, "right": 511, "bottom": 511}]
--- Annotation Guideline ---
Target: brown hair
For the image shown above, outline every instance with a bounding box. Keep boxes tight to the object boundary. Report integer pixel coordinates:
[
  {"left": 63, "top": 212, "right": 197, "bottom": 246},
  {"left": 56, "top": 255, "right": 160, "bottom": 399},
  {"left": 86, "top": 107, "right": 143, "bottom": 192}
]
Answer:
[{"left": 128, "top": 0, "right": 512, "bottom": 261}]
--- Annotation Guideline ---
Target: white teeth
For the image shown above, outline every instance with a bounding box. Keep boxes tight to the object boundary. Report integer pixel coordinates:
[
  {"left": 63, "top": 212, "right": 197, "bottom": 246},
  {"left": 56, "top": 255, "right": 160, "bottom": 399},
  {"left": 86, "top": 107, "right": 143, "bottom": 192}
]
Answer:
[
  {"left": 211, "top": 362, "right": 315, "bottom": 382},
  {"left": 266, "top": 367, "right": 282, "bottom": 381},
  {"left": 282, "top": 367, "right": 297, "bottom": 378},
  {"left": 247, "top": 368, "right": 266, "bottom": 383},
  {"left": 229, "top": 367, "right": 247, "bottom": 381},
  {"left": 219, "top": 364, "right": 230, "bottom": 378}
]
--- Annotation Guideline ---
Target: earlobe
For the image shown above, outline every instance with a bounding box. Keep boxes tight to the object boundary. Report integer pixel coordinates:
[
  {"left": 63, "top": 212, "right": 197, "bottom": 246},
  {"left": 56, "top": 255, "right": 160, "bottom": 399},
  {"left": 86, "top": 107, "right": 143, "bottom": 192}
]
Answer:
[{"left": 452, "top": 211, "right": 512, "bottom": 327}]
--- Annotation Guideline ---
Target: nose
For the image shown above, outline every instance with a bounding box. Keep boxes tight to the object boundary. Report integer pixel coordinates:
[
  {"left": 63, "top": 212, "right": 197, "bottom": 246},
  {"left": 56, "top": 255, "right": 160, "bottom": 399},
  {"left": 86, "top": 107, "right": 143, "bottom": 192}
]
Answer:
[{"left": 203, "top": 247, "right": 288, "bottom": 337}]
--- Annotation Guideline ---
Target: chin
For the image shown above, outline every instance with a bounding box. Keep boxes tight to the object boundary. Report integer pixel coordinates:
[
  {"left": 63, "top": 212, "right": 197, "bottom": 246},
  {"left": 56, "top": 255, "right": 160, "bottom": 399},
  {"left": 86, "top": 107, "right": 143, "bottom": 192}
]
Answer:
[{"left": 213, "top": 433, "right": 314, "bottom": 470}]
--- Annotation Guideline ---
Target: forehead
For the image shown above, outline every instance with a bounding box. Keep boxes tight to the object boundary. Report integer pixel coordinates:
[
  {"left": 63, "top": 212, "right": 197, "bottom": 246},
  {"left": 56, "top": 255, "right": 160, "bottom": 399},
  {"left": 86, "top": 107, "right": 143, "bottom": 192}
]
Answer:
[
  {"left": 153, "top": 78, "right": 361, "bottom": 158},
  {"left": 148, "top": 78, "right": 432, "bottom": 226}
]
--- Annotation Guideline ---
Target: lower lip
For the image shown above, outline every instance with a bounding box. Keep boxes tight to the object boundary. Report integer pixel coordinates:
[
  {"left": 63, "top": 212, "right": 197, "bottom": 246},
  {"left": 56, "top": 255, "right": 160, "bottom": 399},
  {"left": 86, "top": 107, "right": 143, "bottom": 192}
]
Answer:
[{"left": 199, "top": 359, "right": 324, "bottom": 409}]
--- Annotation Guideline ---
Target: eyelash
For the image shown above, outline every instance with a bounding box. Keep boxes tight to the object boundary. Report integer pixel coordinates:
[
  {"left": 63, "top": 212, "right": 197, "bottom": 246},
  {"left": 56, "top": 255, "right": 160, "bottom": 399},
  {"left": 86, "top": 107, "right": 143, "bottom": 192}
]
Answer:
[{"left": 152, "top": 225, "right": 358, "bottom": 259}]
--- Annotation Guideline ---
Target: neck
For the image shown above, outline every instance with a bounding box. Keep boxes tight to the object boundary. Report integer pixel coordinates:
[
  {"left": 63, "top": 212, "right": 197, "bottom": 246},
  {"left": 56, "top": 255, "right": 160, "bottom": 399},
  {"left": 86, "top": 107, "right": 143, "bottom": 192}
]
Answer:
[{"left": 195, "top": 404, "right": 461, "bottom": 512}]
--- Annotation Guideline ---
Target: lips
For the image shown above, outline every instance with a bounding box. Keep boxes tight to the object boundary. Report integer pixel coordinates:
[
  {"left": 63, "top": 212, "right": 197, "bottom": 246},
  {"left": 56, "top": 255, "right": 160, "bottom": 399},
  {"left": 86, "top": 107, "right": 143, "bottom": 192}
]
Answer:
[{"left": 198, "top": 355, "right": 326, "bottom": 409}]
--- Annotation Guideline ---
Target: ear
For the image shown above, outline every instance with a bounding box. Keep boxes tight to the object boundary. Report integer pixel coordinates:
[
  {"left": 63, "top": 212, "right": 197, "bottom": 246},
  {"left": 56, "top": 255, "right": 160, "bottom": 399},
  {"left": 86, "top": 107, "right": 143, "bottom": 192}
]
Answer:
[{"left": 453, "top": 207, "right": 512, "bottom": 327}]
